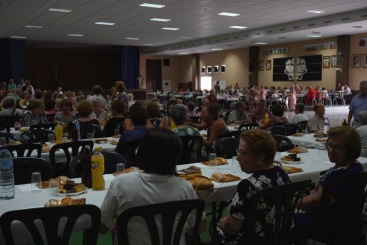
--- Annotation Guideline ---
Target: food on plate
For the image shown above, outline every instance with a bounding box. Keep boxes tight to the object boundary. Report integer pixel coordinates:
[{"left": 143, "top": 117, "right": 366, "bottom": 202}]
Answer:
[
  {"left": 287, "top": 147, "right": 308, "bottom": 154},
  {"left": 292, "top": 132, "right": 303, "bottom": 137},
  {"left": 95, "top": 138, "right": 108, "bottom": 144},
  {"left": 38, "top": 181, "right": 50, "bottom": 189},
  {"left": 200, "top": 134, "right": 207, "bottom": 138},
  {"left": 111, "top": 134, "right": 121, "bottom": 138},
  {"left": 281, "top": 154, "right": 301, "bottom": 162},
  {"left": 42, "top": 147, "right": 51, "bottom": 153},
  {"left": 201, "top": 157, "right": 227, "bottom": 165},
  {"left": 211, "top": 173, "right": 241, "bottom": 182},
  {"left": 8, "top": 141, "right": 21, "bottom": 145},
  {"left": 113, "top": 167, "right": 141, "bottom": 176},
  {"left": 315, "top": 137, "right": 328, "bottom": 142},
  {"left": 314, "top": 133, "right": 328, "bottom": 138},
  {"left": 180, "top": 166, "right": 202, "bottom": 175},
  {"left": 59, "top": 182, "right": 87, "bottom": 194},
  {"left": 19, "top": 127, "right": 29, "bottom": 132},
  {"left": 54, "top": 176, "right": 72, "bottom": 185},
  {"left": 178, "top": 174, "right": 214, "bottom": 191},
  {"left": 111, "top": 140, "right": 118, "bottom": 145},
  {"left": 44, "top": 197, "right": 86, "bottom": 207},
  {"left": 281, "top": 166, "right": 303, "bottom": 174}
]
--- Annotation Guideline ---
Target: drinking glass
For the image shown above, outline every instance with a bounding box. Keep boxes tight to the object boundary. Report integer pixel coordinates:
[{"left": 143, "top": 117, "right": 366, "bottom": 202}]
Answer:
[
  {"left": 48, "top": 180, "right": 64, "bottom": 198},
  {"left": 31, "top": 172, "right": 42, "bottom": 193},
  {"left": 48, "top": 134, "right": 55, "bottom": 144},
  {"left": 114, "top": 129, "right": 120, "bottom": 136},
  {"left": 231, "top": 156, "right": 238, "bottom": 171},
  {"left": 209, "top": 153, "right": 217, "bottom": 168},
  {"left": 116, "top": 163, "right": 125, "bottom": 175}
]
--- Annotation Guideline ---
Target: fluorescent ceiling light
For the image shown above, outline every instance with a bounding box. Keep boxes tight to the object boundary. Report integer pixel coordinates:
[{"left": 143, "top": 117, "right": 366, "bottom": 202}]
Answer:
[
  {"left": 178, "top": 53, "right": 189, "bottom": 55},
  {"left": 306, "top": 10, "right": 325, "bottom": 14},
  {"left": 150, "top": 18, "right": 171, "bottom": 22},
  {"left": 126, "top": 37, "right": 139, "bottom": 40},
  {"left": 253, "top": 42, "right": 267, "bottom": 45},
  {"left": 162, "top": 27, "right": 179, "bottom": 30},
  {"left": 218, "top": 12, "right": 240, "bottom": 17},
  {"left": 210, "top": 48, "right": 223, "bottom": 51},
  {"left": 10, "top": 36, "right": 26, "bottom": 39},
  {"left": 307, "top": 34, "right": 322, "bottom": 37},
  {"left": 25, "top": 25, "right": 43, "bottom": 28},
  {"left": 140, "top": 3, "right": 165, "bottom": 8},
  {"left": 181, "top": 36, "right": 192, "bottom": 39},
  {"left": 95, "top": 22, "right": 115, "bottom": 25},
  {"left": 352, "top": 26, "right": 362, "bottom": 28},
  {"left": 48, "top": 8, "right": 72, "bottom": 13},
  {"left": 230, "top": 26, "right": 247, "bottom": 29},
  {"left": 145, "top": 44, "right": 154, "bottom": 46},
  {"left": 68, "top": 34, "right": 83, "bottom": 37}
]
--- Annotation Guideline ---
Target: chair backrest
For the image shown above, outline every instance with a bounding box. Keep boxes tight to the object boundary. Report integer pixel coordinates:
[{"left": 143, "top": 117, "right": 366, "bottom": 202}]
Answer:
[
  {"left": 178, "top": 136, "right": 203, "bottom": 164},
  {"left": 45, "top": 113, "right": 56, "bottom": 123},
  {"left": 296, "top": 120, "right": 309, "bottom": 130},
  {"left": 242, "top": 180, "right": 310, "bottom": 245},
  {"left": 272, "top": 135, "right": 294, "bottom": 152},
  {"left": 20, "top": 129, "right": 55, "bottom": 143},
  {"left": 238, "top": 123, "right": 259, "bottom": 131},
  {"left": 282, "top": 123, "right": 302, "bottom": 136},
  {"left": 317, "top": 172, "right": 367, "bottom": 244},
  {"left": 102, "top": 151, "right": 127, "bottom": 174},
  {"left": 7, "top": 143, "right": 42, "bottom": 158},
  {"left": 80, "top": 124, "right": 104, "bottom": 139},
  {"left": 212, "top": 137, "right": 239, "bottom": 159},
  {"left": 49, "top": 140, "right": 94, "bottom": 177},
  {"left": 115, "top": 138, "right": 142, "bottom": 167},
  {"left": 270, "top": 125, "right": 287, "bottom": 136},
  {"left": 103, "top": 118, "right": 125, "bottom": 137},
  {"left": 116, "top": 199, "right": 205, "bottom": 245},
  {"left": 30, "top": 123, "right": 55, "bottom": 130},
  {"left": 0, "top": 115, "right": 15, "bottom": 132},
  {"left": 219, "top": 130, "right": 241, "bottom": 139},
  {"left": 0, "top": 131, "right": 17, "bottom": 143},
  {"left": 188, "top": 116, "right": 201, "bottom": 124},
  {"left": 0, "top": 204, "right": 100, "bottom": 245},
  {"left": 13, "top": 157, "right": 53, "bottom": 184}
]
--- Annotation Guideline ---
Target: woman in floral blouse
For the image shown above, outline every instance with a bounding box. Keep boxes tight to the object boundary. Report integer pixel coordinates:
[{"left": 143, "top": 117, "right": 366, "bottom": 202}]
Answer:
[{"left": 212, "top": 130, "right": 290, "bottom": 244}]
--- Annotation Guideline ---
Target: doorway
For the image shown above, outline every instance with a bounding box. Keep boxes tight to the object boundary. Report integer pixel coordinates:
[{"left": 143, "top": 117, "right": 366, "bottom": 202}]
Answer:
[{"left": 146, "top": 59, "right": 162, "bottom": 91}]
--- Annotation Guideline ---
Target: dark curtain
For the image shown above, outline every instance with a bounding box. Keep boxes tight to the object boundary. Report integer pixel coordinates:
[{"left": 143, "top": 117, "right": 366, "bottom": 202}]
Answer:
[
  {"left": 120, "top": 46, "right": 139, "bottom": 89},
  {"left": 0, "top": 38, "right": 26, "bottom": 83}
]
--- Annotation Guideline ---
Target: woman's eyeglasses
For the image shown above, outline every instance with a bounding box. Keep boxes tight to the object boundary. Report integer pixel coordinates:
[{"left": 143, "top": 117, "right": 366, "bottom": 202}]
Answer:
[
  {"left": 326, "top": 142, "right": 347, "bottom": 151},
  {"left": 236, "top": 149, "right": 250, "bottom": 157}
]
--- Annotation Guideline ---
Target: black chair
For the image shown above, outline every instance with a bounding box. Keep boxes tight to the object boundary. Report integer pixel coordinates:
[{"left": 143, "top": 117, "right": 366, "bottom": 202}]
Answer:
[
  {"left": 238, "top": 123, "right": 259, "bottom": 131},
  {"left": 0, "top": 115, "right": 15, "bottom": 132},
  {"left": 270, "top": 125, "right": 287, "bottom": 136},
  {"left": 7, "top": 143, "right": 42, "bottom": 158},
  {"left": 305, "top": 172, "right": 367, "bottom": 245},
  {"left": 189, "top": 116, "right": 202, "bottom": 124},
  {"left": 20, "top": 129, "right": 55, "bottom": 143},
  {"left": 13, "top": 157, "right": 53, "bottom": 185},
  {"left": 116, "top": 199, "right": 205, "bottom": 245},
  {"left": 222, "top": 110, "right": 231, "bottom": 124},
  {"left": 103, "top": 118, "right": 125, "bottom": 137},
  {"left": 219, "top": 130, "right": 241, "bottom": 139},
  {"left": 296, "top": 120, "right": 309, "bottom": 133},
  {"left": 30, "top": 123, "right": 55, "bottom": 130},
  {"left": 212, "top": 137, "right": 239, "bottom": 159},
  {"left": 80, "top": 124, "right": 104, "bottom": 139},
  {"left": 149, "top": 118, "right": 161, "bottom": 128},
  {"left": 45, "top": 113, "right": 56, "bottom": 123},
  {"left": 0, "top": 131, "right": 17, "bottom": 143},
  {"left": 115, "top": 138, "right": 142, "bottom": 167},
  {"left": 272, "top": 135, "right": 294, "bottom": 152},
  {"left": 283, "top": 123, "right": 302, "bottom": 136},
  {"left": 0, "top": 205, "right": 100, "bottom": 245},
  {"left": 240, "top": 180, "right": 310, "bottom": 244},
  {"left": 49, "top": 140, "right": 94, "bottom": 177},
  {"left": 179, "top": 136, "right": 203, "bottom": 164}
]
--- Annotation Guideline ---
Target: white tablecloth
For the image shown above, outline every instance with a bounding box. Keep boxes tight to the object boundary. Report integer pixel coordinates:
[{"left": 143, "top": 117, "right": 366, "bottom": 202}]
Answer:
[{"left": 287, "top": 134, "right": 326, "bottom": 149}]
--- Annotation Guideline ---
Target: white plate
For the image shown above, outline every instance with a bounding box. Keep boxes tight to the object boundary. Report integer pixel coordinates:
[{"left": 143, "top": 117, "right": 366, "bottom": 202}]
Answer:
[
  {"left": 60, "top": 189, "right": 88, "bottom": 196},
  {"left": 281, "top": 160, "right": 304, "bottom": 164}
]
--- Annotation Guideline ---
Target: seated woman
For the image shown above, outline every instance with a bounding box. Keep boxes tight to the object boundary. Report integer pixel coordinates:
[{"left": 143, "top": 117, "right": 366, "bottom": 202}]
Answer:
[
  {"left": 100, "top": 128, "right": 207, "bottom": 244},
  {"left": 76, "top": 101, "right": 99, "bottom": 126},
  {"left": 159, "top": 99, "right": 179, "bottom": 129},
  {"left": 294, "top": 126, "right": 363, "bottom": 244},
  {"left": 22, "top": 99, "right": 48, "bottom": 126},
  {"left": 260, "top": 103, "right": 288, "bottom": 129},
  {"left": 103, "top": 100, "right": 126, "bottom": 137},
  {"left": 90, "top": 96, "right": 109, "bottom": 126},
  {"left": 54, "top": 99, "right": 75, "bottom": 125},
  {"left": 212, "top": 130, "right": 290, "bottom": 244},
  {"left": 0, "top": 97, "right": 24, "bottom": 116},
  {"left": 145, "top": 101, "right": 161, "bottom": 128}
]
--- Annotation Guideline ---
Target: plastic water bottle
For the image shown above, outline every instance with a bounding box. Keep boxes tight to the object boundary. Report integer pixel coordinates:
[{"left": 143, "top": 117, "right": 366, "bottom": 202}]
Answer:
[
  {"left": 75, "top": 120, "right": 81, "bottom": 140},
  {"left": 324, "top": 118, "right": 330, "bottom": 134},
  {"left": 0, "top": 147, "right": 15, "bottom": 200}
]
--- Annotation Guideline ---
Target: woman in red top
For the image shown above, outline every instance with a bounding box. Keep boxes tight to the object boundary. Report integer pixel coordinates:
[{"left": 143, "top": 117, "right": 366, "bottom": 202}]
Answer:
[
  {"left": 305, "top": 86, "right": 315, "bottom": 106},
  {"left": 206, "top": 89, "right": 218, "bottom": 103}
]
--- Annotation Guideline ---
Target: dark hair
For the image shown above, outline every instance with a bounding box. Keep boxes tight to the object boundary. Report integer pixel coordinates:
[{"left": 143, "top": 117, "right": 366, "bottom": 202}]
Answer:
[
  {"left": 187, "top": 102, "right": 195, "bottom": 111},
  {"left": 131, "top": 107, "right": 148, "bottom": 126},
  {"left": 328, "top": 126, "right": 361, "bottom": 161},
  {"left": 203, "top": 102, "right": 219, "bottom": 120},
  {"left": 111, "top": 100, "right": 126, "bottom": 115},
  {"left": 28, "top": 99, "right": 44, "bottom": 110},
  {"left": 34, "top": 89, "right": 43, "bottom": 99},
  {"left": 145, "top": 102, "right": 160, "bottom": 118},
  {"left": 271, "top": 104, "right": 284, "bottom": 117},
  {"left": 60, "top": 99, "right": 73, "bottom": 110},
  {"left": 92, "top": 85, "right": 103, "bottom": 95},
  {"left": 295, "top": 103, "right": 305, "bottom": 113},
  {"left": 137, "top": 128, "right": 182, "bottom": 175},
  {"left": 2, "top": 97, "right": 15, "bottom": 109},
  {"left": 77, "top": 101, "right": 93, "bottom": 117},
  {"left": 166, "top": 99, "right": 179, "bottom": 115},
  {"left": 235, "top": 101, "right": 245, "bottom": 110}
]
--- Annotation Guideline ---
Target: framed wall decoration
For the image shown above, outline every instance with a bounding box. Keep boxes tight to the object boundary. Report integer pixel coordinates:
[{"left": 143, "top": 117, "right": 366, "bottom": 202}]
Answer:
[
  {"left": 259, "top": 61, "right": 264, "bottom": 71},
  {"left": 213, "top": 65, "right": 219, "bottom": 73},
  {"left": 323, "top": 56, "right": 330, "bottom": 68},
  {"left": 207, "top": 66, "right": 212, "bottom": 73},
  {"left": 201, "top": 66, "right": 205, "bottom": 74},
  {"left": 266, "top": 60, "right": 271, "bottom": 70},
  {"left": 220, "top": 65, "right": 226, "bottom": 73},
  {"left": 331, "top": 55, "right": 337, "bottom": 68},
  {"left": 363, "top": 54, "right": 367, "bottom": 68},
  {"left": 351, "top": 54, "right": 361, "bottom": 68}
]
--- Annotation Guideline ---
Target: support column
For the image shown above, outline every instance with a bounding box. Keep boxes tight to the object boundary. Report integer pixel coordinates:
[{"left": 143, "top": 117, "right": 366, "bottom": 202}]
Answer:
[
  {"left": 249, "top": 46, "right": 259, "bottom": 87},
  {"left": 192, "top": 54, "right": 200, "bottom": 90},
  {"left": 336, "top": 35, "right": 350, "bottom": 87}
]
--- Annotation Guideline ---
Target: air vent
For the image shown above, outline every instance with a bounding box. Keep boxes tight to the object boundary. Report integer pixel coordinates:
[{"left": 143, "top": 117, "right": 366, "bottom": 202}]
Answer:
[
  {"left": 324, "top": 20, "right": 332, "bottom": 23},
  {"left": 255, "top": 33, "right": 260, "bottom": 35},
  {"left": 342, "top": 18, "right": 350, "bottom": 21},
  {"left": 308, "top": 23, "right": 315, "bottom": 26},
  {"left": 293, "top": 26, "right": 300, "bottom": 29},
  {"left": 215, "top": 40, "right": 220, "bottom": 42},
  {"left": 267, "top": 31, "right": 272, "bottom": 33},
  {"left": 280, "top": 28, "right": 286, "bottom": 31},
  {"left": 233, "top": 36, "right": 238, "bottom": 39}
]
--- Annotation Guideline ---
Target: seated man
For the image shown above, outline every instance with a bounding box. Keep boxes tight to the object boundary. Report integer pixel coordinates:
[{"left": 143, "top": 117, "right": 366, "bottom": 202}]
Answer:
[
  {"left": 307, "top": 103, "right": 325, "bottom": 132},
  {"left": 227, "top": 101, "right": 251, "bottom": 124},
  {"left": 292, "top": 103, "right": 308, "bottom": 124}
]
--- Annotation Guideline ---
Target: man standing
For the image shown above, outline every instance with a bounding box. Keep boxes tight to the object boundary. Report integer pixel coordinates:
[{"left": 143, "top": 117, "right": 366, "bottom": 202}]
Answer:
[
  {"left": 307, "top": 103, "right": 325, "bottom": 132},
  {"left": 227, "top": 101, "right": 251, "bottom": 124},
  {"left": 348, "top": 81, "right": 367, "bottom": 127}
]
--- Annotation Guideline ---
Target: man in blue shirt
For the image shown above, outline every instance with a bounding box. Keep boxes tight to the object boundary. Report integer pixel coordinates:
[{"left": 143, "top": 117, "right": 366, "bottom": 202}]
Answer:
[{"left": 348, "top": 81, "right": 367, "bottom": 127}]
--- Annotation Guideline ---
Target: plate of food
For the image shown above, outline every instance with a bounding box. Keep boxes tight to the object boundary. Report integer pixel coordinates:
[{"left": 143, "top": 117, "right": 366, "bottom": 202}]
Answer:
[
  {"left": 291, "top": 132, "right": 303, "bottom": 137},
  {"left": 44, "top": 197, "right": 86, "bottom": 207},
  {"left": 314, "top": 133, "right": 328, "bottom": 138},
  {"left": 201, "top": 157, "right": 227, "bottom": 166},
  {"left": 281, "top": 154, "right": 303, "bottom": 164},
  {"left": 281, "top": 166, "right": 303, "bottom": 174},
  {"left": 211, "top": 173, "right": 241, "bottom": 182},
  {"left": 315, "top": 137, "right": 328, "bottom": 142},
  {"left": 110, "top": 140, "right": 118, "bottom": 145},
  {"left": 94, "top": 138, "right": 108, "bottom": 144},
  {"left": 287, "top": 146, "right": 308, "bottom": 154},
  {"left": 178, "top": 166, "right": 202, "bottom": 175},
  {"left": 200, "top": 134, "right": 207, "bottom": 138},
  {"left": 19, "top": 127, "right": 29, "bottom": 132},
  {"left": 113, "top": 167, "right": 141, "bottom": 176},
  {"left": 59, "top": 182, "right": 88, "bottom": 196}
]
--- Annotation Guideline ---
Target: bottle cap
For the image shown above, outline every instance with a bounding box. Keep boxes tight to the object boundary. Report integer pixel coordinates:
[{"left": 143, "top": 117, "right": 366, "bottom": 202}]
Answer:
[{"left": 95, "top": 146, "right": 101, "bottom": 151}]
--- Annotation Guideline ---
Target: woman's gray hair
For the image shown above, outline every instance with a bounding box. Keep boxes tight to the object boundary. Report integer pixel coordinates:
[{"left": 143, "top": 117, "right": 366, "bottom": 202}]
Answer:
[
  {"left": 1, "top": 97, "right": 16, "bottom": 109},
  {"left": 171, "top": 104, "right": 187, "bottom": 125},
  {"left": 358, "top": 111, "right": 367, "bottom": 125},
  {"left": 92, "top": 96, "right": 105, "bottom": 108}
]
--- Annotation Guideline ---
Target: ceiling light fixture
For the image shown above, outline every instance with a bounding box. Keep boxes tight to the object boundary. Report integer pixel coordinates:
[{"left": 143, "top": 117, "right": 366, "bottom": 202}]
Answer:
[
  {"left": 145, "top": 44, "right": 154, "bottom": 46},
  {"left": 307, "top": 34, "right": 322, "bottom": 37},
  {"left": 162, "top": 27, "right": 179, "bottom": 30},
  {"left": 229, "top": 26, "right": 247, "bottom": 29},
  {"left": 178, "top": 53, "right": 189, "bottom": 55},
  {"left": 140, "top": 3, "right": 165, "bottom": 8},
  {"left": 253, "top": 42, "right": 267, "bottom": 45},
  {"left": 95, "top": 22, "right": 115, "bottom": 25},
  {"left": 306, "top": 10, "right": 325, "bottom": 14},
  {"left": 218, "top": 12, "right": 240, "bottom": 17},
  {"left": 48, "top": 8, "right": 72, "bottom": 13},
  {"left": 181, "top": 36, "right": 192, "bottom": 39},
  {"left": 150, "top": 18, "right": 171, "bottom": 22},
  {"left": 352, "top": 26, "right": 362, "bottom": 28},
  {"left": 67, "top": 34, "right": 83, "bottom": 37},
  {"left": 10, "top": 36, "right": 26, "bottom": 39},
  {"left": 126, "top": 37, "right": 139, "bottom": 40},
  {"left": 210, "top": 48, "right": 223, "bottom": 51},
  {"left": 25, "top": 25, "right": 43, "bottom": 28}
]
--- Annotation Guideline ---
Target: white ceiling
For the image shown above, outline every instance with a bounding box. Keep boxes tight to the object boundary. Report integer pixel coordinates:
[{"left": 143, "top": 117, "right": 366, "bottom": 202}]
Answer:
[{"left": 1, "top": 0, "right": 367, "bottom": 55}]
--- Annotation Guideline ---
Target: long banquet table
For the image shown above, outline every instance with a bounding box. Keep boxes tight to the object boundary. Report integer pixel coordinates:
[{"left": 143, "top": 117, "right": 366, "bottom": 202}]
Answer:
[
  {"left": 1, "top": 149, "right": 367, "bottom": 244},
  {"left": 287, "top": 133, "right": 327, "bottom": 149}
]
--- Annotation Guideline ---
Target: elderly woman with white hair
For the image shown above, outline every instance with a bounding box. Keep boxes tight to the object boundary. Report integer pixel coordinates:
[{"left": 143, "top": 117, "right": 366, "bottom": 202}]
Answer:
[
  {"left": 91, "top": 96, "right": 109, "bottom": 125},
  {"left": 356, "top": 110, "right": 367, "bottom": 157}
]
